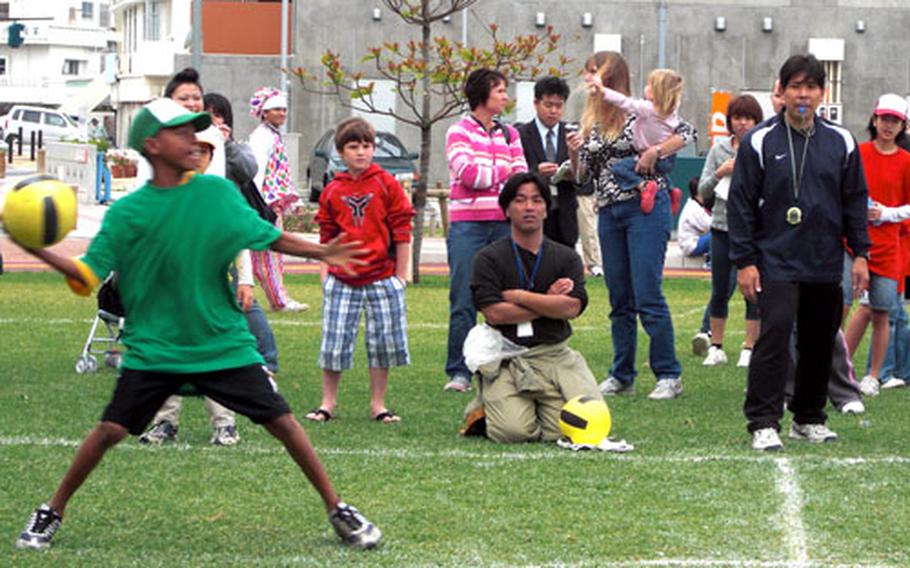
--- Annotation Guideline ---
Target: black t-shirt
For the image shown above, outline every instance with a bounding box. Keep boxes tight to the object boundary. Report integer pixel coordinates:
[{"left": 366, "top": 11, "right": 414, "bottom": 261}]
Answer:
[{"left": 471, "top": 237, "right": 587, "bottom": 347}]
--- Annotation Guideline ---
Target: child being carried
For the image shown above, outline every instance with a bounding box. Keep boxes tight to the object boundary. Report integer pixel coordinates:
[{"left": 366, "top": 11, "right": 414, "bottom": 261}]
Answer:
[{"left": 586, "top": 68, "right": 685, "bottom": 214}]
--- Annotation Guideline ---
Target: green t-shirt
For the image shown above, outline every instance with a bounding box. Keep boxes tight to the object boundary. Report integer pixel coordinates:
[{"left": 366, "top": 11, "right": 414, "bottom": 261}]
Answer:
[{"left": 82, "top": 173, "right": 281, "bottom": 373}]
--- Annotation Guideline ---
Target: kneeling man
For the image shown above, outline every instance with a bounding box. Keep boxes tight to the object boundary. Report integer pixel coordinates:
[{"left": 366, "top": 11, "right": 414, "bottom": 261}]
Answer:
[{"left": 466, "top": 172, "right": 603, "bottom": 443}]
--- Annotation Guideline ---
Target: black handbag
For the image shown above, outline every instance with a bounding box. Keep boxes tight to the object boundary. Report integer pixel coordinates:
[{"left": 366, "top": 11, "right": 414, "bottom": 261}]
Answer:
[{"left": 239, "top": 179, "right": 278, "bottom": 224}]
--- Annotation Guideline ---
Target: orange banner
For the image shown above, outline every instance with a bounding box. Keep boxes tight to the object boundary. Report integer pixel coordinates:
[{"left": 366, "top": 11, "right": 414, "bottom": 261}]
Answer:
[{"left": 709, "top": 90, "right": 732, "bottom": 146}]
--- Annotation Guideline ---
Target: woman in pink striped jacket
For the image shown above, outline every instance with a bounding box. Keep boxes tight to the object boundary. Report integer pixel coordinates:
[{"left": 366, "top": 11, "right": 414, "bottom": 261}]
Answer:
[{"left": 442, "top": 68, "right": 528, "bottom": 392}]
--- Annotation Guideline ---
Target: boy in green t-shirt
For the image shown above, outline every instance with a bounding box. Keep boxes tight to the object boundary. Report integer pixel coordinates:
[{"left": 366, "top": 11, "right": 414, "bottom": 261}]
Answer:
[{"left": 14, "top": 98, "right": 381, "bottom": 551}]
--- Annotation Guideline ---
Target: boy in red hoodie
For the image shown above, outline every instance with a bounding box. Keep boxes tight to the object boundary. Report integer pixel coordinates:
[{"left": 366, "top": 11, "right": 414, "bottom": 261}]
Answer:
[{"left": 306, "top": 117, "right": 415, "bottom": 423}]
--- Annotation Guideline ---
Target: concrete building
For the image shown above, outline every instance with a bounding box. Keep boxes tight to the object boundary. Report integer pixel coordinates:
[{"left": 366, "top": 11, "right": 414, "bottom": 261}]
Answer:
[
  {"left": 292, "top": 0, "right": 910, "bottom": 186},
  {"left": 0, "top": 0, "right": 116, "bottom": 116},
  {"left": 111, "top": 0, "right": 291, "bottom": 148},
  {"left": 109, "top": 0, "right": 195, "bottom": 145}
]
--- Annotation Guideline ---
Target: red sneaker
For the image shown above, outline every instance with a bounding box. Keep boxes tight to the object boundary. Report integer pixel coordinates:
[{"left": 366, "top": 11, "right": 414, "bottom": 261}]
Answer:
[
  {"left": 639, "top": 180, "right": 658, "bottom": 214},
  {"left": 670, "top": 187, "right": 683, "bottom": 216}
]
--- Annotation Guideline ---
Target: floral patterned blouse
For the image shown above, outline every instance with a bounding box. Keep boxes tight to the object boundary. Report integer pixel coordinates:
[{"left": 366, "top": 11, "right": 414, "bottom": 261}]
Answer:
[{"left": 578, "top": 115, "right": 697, "bottom": 208}]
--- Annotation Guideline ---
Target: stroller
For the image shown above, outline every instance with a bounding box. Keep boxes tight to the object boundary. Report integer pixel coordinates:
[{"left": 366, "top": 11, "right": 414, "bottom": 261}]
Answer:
[{"left": 75, "top": 272, "right": 125, "bottom": 374}]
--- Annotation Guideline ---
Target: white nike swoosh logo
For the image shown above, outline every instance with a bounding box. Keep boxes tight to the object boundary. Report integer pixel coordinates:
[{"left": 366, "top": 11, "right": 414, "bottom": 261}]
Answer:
[{"left": 775, "top": 154, "right": 787, "bottom": 160}]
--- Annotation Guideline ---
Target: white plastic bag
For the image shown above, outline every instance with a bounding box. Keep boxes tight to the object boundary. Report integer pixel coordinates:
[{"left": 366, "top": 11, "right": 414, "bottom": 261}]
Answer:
[{"left": 462, "top": 323, "right": 529, "bottom": 373}]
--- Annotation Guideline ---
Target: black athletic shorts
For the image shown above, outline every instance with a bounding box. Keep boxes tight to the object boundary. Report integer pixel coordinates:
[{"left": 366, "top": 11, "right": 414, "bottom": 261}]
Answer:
[{"left": 101, "top": 364, "right": 292, "bottom": 435}]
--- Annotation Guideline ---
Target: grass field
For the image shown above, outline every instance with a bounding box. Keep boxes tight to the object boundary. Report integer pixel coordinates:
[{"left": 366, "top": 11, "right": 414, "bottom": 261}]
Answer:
[{"left": 1, "top": 272, "right": 908, "bottom": 567}]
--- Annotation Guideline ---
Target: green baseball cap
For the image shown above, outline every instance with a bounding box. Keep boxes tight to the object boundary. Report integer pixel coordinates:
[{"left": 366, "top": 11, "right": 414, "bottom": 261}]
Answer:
[{"left": 128, "top": 98, "right": 212, "bottom": 152}]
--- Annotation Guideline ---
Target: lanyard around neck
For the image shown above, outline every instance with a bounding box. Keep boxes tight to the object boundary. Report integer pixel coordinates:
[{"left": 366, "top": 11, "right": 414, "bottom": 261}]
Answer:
[
  {"left": 511, "top": 239, "right": 544, "bottom": 291},
  {"left": 785, "top": 122, "right": 813, "bottom": 202}
]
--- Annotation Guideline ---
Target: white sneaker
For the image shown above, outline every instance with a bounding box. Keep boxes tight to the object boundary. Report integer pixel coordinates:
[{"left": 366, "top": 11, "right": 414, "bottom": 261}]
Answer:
[
  {"left": 590, "top": 265, "right": 604, "bottom": 277},
  {"left": 881, "top": 377, "right": 907, "bottom": 390},
  {"left": 691, "top": 332, "right": 710, "bottom": 356},
  {"left": 598, "top": 377, "right": 635, "bottom": 396},
  {"left": 789, "top": 422, "right": 838, "bottom": 443},
  {"left": 281, "top": 300, "right": 309, "bottom": 312},
  {"left": 840, "top": 400, "right": 865, "bottom": 415},
  {"left": 648, "top": 378, "right": 683, "bottom": 400},
  {"left": 737, "top": 349, "right": 752, "bottom": 368},
  {"left": 751, "top": 428, "right": 783, "bottom": 452},
  {"left": 702, "top": 346, "right": 728, "bottom": 366},
  {"left": 443, "top": 375, "right": 472, "bottom": 392},
  {"left": 859, "top": 375, "right": 880, "bottom": 397}
]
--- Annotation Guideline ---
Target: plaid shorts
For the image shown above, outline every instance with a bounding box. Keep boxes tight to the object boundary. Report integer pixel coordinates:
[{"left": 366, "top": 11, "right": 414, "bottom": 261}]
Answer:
[{"left": 318, "top": 275, "right": 410, "bottom": 371}]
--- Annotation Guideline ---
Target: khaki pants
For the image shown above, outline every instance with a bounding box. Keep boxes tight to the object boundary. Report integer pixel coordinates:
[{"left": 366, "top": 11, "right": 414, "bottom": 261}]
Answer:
[
  {"left": 576, "top": 194, "right": 601, "bottom": 270},
  {"left": 153, "top": 395, "right": 235, "bottom": 429},
  {"left": 470, "top": 341, "right": 602, "bottom": 443}
]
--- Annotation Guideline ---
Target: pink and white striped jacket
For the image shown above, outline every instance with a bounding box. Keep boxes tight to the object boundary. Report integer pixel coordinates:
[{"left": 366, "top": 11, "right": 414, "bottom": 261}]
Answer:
[{"left": 445, "top": 115, "right": 528, "bottom": 222}]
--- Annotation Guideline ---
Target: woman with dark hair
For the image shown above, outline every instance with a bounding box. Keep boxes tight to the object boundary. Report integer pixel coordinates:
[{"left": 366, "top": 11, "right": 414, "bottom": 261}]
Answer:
[
  {"left": 568, "top": 51, "right": 695, "bottom": 400},
  {"left": 136, "top": 68, "right": 225, "bottom": 180},
  {"left": 844, "top": 94, "right": 910, "bottom": 395},
  {"left": 693, "top": 94, "right": 763, "bottom": 368},
  {"left": 247, "top": 87, "right": 306, "bottom": 313},
  {"left": 441, "top": 68, "right": 528, "bottom": 392}
]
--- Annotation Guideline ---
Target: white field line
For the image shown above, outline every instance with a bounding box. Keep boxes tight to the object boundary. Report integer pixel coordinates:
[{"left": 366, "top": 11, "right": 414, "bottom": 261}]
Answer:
[
  {"left": 2, "top": 435, "right": 910, "bottom": 467},
  {"left": 2, "top": 437, "right": 897, "bottom": 568},
  {"left": 28, "top": 550, "right": 895, "bottom": 568},
  {"left": 774, "top": 457, "right": 809, "bottom": 566}
]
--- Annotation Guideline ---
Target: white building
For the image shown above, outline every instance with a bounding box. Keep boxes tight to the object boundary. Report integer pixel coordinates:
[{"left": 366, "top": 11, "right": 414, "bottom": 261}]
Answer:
[
  {"left": 110, "top": 0, "right": 190, "bottom": 145},
  {"left": 0, "top": 0, "right": 116, "bottom": 116}
]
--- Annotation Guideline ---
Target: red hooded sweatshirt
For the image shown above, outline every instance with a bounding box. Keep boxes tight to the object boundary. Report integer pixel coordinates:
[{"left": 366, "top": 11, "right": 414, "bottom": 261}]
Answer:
[{"left": 316, "top": 163, "right": 414, "bottom": 286}]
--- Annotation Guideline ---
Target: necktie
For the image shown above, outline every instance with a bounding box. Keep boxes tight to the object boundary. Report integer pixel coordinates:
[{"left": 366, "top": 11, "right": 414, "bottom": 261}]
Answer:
[{"left": 545, "top": 128, "right": 557, "bottom": 163}]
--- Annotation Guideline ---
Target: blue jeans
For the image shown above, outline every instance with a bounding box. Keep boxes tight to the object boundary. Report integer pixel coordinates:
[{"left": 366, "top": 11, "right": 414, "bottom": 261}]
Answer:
[
  {"left": 230, "top": 266, "right": 279, "bottom": 373},
  {"left": 690, "top": 233, "right": 711, "bottom": 257},
  {"left": 612, "top": 155, "right": 677, "bottom": 192},
  {"left": 868, "top": 292, "right": 909, "bottom": 379},
  {"left": 446, "top": 220, "right": 510, "bottom": 378},
  {"left": 246, "top": 299, "right": 279, "bottom": 373},
  {"left": 598, "top": 189, "right": 682, "bottom": 383}
]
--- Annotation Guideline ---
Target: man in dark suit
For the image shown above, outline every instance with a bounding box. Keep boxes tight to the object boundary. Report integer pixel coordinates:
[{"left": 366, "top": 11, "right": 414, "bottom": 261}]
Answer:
[{"left": 517, "top": 77, "right": 578, "bottom": 248}]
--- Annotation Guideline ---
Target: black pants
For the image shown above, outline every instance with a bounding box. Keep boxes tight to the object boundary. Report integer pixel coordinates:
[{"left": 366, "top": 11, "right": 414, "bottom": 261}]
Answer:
[
  {"left": 744, "top": 281, "right": 842, "bottom": 433},
  {"left": 543, "top": 194, "right": 579, "bottom": 248}
]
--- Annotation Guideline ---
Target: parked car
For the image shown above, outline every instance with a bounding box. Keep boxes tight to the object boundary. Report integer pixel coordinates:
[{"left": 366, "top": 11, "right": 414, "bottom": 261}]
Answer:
[
  {"left": 0, "top": 105, "right": 82, "bottom": 144},
  {"left": 306, "top": 129, "right": 418, "bottom": 202}
]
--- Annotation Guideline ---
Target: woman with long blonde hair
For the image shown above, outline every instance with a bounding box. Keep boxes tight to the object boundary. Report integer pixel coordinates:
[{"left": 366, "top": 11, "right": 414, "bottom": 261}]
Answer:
[{"left": 568, "top": 51, "right": 696, "bottom": 400}]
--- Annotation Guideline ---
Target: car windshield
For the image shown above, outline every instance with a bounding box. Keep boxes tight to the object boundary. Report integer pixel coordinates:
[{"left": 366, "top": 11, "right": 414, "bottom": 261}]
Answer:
[{"left": 329, "top": 132, "right": 408, "bottom": 160}]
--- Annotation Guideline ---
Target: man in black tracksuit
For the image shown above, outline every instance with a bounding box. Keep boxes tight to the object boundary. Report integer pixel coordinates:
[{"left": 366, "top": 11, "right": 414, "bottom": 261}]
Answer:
[{"left": 727, "top": 54, "right": 870, "bottom": 451}]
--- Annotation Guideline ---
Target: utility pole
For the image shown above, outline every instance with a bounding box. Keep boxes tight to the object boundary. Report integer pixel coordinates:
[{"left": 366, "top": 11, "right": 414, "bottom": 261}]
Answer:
[
  {"left": 279, "top": 0, "right": 289, "bottom": 133},
  {"left": 657, "top": 0, "right": 668, "bottom": 69},
  {"left": 191, "top": 0, "right": 202, "bottom": 71}
]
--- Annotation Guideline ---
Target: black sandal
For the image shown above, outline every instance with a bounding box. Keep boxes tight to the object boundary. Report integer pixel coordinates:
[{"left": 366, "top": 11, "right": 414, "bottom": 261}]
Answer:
[
  {"left": 304, "top": 408, "right": 334, "bottom": 422},
  {"left": 373, "top": 410, "right": 401, "bottom": 423}
]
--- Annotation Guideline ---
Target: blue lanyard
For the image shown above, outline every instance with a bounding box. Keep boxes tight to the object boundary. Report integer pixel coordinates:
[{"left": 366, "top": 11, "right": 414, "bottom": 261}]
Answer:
[{"left": 511, "top": 239, "right": 544, "bottom": 291}]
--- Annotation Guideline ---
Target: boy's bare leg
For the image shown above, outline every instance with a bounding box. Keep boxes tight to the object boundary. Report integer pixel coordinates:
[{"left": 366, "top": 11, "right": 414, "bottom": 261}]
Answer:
[
  {"left": 49, "top": 422, "right": 129, "bottom": 516},
  {"left": 263, "top": 414, "right": 339, "bottom": 512},
  {"left": 369, "top": 367, "right": 391, "bottom": 417},
  {"left": 317, "top": 370, "right": 342, "bottom": 414}
]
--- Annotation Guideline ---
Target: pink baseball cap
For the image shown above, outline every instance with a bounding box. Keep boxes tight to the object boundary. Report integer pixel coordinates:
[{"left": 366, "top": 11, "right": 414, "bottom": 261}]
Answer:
[{"left": 874, "top": 93, "right": 909, "bottom": 121}]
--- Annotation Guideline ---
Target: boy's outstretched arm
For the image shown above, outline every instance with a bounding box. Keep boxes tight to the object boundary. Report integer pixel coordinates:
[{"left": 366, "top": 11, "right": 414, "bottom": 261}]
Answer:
[{"left": 271, "top": 232, "right": 367, "bottom": 275}]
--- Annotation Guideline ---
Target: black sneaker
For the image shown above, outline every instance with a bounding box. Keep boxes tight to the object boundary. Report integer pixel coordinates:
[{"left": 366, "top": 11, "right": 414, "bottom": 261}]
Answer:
[
  {"left": 138, "top": 420, "right": 178, "bottom": 444},
  {"left": 16, "top": 504, "right": 62, "bottom": 550},
  {"left": 328, "top": 501, "right": 382, "bottom": 549}
]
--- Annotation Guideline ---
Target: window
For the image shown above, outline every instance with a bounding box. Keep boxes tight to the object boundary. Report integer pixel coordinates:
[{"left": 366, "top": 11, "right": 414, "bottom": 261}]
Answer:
[
  {"left": 0, "top": 57, "right": 6, "bottom": 75},
  {"left": 62, "top": 60, "right": 83, "bottom": 75},
  {"left": 808, "top": 38, "right": 844, "bottom": 124},
  {"left": 82, "top": 2, "right": 94, "bottom": 19},
  {"left": 0, "top": 3, "right": 9, "bottom": 20},
  {"left": 99, "top": 4, "right": 110, "bottom": 28},
  {"left": 44, "top": 114, "right": 67, "bottom": 128},
  {"left": 145, "top": 0, "right": 161, "bottom": 41},
  {"left": 21, "top": 110, "right": 41, "bottom": 124}
]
